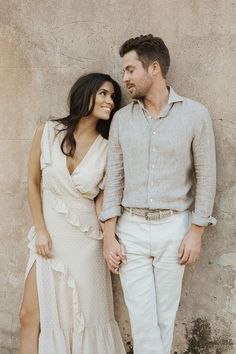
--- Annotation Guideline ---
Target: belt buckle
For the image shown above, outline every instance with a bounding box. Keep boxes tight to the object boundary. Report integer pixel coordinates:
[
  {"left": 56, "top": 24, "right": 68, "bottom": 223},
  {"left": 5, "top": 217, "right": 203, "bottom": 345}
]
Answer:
[{"left": 145, "top": 211, "right": 157, "bottom": 221}]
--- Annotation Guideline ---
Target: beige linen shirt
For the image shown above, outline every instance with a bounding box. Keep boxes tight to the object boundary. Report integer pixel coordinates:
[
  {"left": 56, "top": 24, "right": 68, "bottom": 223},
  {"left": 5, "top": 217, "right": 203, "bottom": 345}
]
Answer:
[{"left": 100, "top": 87, "right": 216, "bottom": 227}]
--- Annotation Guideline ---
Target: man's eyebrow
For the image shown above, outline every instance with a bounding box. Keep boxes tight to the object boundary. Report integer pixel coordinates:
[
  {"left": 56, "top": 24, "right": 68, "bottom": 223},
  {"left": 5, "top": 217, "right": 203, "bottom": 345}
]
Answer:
[{"left": 122, "top": 65, "right": 135, "bottom": 72}]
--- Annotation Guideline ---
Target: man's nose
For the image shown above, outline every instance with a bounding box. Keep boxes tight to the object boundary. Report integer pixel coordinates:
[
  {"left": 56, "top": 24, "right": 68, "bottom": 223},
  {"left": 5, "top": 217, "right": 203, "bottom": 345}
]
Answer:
[{"left": 123, "top": 71, "right": 129, "bottom": 83}]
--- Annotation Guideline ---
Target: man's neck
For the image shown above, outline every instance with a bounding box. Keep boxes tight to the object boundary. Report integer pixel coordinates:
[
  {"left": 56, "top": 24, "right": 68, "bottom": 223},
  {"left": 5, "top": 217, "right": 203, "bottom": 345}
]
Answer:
[{"left": 143, "top": 81, "right": 169, "bottom": 118}]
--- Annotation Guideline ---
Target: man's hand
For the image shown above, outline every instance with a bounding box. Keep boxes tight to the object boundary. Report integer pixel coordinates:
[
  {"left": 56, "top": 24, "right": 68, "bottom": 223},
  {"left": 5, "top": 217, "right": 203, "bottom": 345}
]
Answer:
[{"left": 178, "top": 224, "right": 204, "bottom": 265}]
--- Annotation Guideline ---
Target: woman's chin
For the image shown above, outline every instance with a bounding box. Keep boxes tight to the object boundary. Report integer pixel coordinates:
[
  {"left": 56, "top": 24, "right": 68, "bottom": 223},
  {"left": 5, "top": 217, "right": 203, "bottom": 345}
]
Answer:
[{"left": 98, "top": 115, "right": 111, "bottom": 121}]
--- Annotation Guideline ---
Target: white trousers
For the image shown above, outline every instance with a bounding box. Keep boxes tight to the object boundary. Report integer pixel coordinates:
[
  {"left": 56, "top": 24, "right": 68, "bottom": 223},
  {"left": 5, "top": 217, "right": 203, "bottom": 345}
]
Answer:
[{"left": 116, "top": 210, "right": 191, "bottom": 354}]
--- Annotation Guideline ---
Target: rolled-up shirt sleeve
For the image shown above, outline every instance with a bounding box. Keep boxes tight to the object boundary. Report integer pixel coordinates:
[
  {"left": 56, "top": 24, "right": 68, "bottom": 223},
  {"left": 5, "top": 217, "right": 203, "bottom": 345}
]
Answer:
[
  {"left": 192, "top": 108, "right": 217, "bottom": 226},
  {"left": 99, "top": 114, "right": 124, "bottom": 221}
]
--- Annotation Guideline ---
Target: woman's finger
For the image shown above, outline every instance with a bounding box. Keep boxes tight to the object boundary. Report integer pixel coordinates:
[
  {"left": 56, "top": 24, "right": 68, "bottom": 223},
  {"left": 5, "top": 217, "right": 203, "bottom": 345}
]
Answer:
[
  {"left": 109, "top": 258, "right": 120, "bottom": 268},
  {"left": 109, "top": 253, "right": 120, "bottom": 265},
  {"left": 40, "top": 246, "right": 46, "bottom": 258}
]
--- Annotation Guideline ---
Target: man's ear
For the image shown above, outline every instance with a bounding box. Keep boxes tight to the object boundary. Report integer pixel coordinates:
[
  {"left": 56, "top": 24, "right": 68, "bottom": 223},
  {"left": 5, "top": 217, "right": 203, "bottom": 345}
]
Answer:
[{"left": 149, "top": 61, "right": 161, "bottom": 77}]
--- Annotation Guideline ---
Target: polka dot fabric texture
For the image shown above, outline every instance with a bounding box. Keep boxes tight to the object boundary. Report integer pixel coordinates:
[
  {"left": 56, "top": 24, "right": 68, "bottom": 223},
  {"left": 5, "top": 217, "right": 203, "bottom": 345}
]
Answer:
[{"left": 25, "top": 121, "right": 125, "bottom": 354}]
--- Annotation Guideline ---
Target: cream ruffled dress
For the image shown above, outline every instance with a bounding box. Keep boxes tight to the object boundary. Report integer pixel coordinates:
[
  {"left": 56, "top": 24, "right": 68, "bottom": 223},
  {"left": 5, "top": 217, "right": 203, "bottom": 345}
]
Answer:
[{"left": 25, "top": 121, "right": 125, "bottom": 354}]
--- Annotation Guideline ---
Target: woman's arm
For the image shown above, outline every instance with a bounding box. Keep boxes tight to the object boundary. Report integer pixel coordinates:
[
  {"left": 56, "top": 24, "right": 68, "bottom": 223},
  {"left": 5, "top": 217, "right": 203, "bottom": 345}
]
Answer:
[
  {"left": 28, "top": 123, "right": 52, "bottom": 258},
  {"left": 95, "top": 191, "right": 104, "bottom": 232}
]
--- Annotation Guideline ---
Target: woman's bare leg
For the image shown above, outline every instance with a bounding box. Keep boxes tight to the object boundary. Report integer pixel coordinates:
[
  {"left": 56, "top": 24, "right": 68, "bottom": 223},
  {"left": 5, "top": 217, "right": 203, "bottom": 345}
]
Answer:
[{"left": 19, "top": 263, "right": 40, "bottom": 354}]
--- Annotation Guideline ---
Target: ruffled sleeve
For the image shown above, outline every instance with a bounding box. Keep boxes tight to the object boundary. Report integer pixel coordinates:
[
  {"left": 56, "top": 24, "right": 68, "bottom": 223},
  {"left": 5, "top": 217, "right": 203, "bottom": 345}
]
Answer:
[{"left": 40, "top": 121, "right": 57, "bottom": 170}]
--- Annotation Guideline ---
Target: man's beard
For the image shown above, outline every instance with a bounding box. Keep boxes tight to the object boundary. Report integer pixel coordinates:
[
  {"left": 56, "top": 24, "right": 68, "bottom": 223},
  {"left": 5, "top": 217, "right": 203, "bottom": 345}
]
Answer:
[
  {"left": 131, "top": 84, "right": 150, "bottom": 100},
  {"left": 132, "top": 94, "right": 145, "bottom": 100}
]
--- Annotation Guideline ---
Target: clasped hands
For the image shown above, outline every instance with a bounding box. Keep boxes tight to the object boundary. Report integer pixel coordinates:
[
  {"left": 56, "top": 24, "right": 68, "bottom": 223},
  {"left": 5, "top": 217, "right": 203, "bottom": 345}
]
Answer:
[{"left": 103, "top": 234, "right": 127, "bottom": 274}]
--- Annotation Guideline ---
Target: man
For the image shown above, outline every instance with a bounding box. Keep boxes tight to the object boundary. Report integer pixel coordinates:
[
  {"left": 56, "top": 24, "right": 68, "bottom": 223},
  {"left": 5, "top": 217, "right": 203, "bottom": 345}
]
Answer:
[{"left": 100, "top": 34, "right": 216, "bottom": 354}]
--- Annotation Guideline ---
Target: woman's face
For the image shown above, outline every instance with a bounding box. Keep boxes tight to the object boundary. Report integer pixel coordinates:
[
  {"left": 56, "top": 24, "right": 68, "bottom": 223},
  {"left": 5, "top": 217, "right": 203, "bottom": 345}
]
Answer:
[{"left": 92, "top": 81, "right": 115, "bottom": 120}]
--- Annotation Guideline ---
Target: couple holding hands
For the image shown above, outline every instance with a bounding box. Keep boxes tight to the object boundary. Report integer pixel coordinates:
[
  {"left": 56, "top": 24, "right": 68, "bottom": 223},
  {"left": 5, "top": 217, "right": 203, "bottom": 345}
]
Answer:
[{"left": 19, "top": 34, "right": 216, "bottom": 354}]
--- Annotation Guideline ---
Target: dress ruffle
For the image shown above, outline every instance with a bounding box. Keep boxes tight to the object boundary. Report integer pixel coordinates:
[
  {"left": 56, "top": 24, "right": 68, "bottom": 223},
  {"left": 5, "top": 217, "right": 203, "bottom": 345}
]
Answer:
[
  {"left": 38, "top": 321, "right": 125, "bottom": 354},
  {"left": 53, "top": 198, "right": 90, "bottom": 232},
  {"left": 52, "top": 197, "right": 103, "bottom": 239},
  {"left": 26, "top": 227, "right": 125, "bottom": 354},
  {"left": 27, "top": 227, "right": 85, "bottom": 334}
]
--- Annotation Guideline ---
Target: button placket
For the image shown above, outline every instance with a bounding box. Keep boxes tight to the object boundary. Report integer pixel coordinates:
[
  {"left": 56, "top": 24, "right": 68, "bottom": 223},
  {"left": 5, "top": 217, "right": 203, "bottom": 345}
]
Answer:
[{"left": 148, "top": 128, "right": 158, "bottom": 206}]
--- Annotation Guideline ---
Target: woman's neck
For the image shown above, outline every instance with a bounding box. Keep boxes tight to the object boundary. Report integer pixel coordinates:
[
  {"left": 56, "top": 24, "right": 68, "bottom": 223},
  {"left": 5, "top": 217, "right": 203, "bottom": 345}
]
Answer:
[{"left": 74, "top": 116, "right": 98, "bottom": 140}]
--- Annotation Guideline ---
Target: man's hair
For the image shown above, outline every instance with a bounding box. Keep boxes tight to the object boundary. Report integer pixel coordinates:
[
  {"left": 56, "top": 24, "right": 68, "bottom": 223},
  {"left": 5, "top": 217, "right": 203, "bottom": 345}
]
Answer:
[{"left": 119, "top": 34, "right": 170, "bottom": 78}]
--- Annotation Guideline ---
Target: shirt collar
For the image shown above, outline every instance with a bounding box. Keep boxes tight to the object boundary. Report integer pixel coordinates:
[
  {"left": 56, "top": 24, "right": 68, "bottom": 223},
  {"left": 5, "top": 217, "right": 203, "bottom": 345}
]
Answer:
[
  {"left": 168, "top": 86, "right": 183, "bottom": 104},
  {"left": 134, "top": 86, "right": 183, "bottom": 119},
  {"left": 134, "top": 86, "right": 183, "bottom": 107}
]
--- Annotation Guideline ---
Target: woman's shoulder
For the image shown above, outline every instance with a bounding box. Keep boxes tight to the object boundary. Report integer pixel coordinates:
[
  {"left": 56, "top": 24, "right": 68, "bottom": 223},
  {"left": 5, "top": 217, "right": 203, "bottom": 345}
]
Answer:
[
  {"left": 35, "top": 120, "right": 59, "bottom": 135},
  {"left": 34, "top": 122, "right": 45, "bottom": 135}
]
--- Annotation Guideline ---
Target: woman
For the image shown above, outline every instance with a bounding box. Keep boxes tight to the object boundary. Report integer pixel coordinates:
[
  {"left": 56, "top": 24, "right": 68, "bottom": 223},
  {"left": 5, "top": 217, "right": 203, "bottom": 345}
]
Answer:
[{"left": 19, "top": 73, "right": 125, "bottom": 354}]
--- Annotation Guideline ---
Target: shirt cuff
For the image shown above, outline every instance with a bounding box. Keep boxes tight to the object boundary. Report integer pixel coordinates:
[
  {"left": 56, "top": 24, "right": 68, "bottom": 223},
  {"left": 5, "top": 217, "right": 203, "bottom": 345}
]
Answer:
[
  {"left": 191, "top": 212, "right": 217, "bottom": 227},
  {"left": 99, "top": 206, "right": 122, "bottom": 222}
]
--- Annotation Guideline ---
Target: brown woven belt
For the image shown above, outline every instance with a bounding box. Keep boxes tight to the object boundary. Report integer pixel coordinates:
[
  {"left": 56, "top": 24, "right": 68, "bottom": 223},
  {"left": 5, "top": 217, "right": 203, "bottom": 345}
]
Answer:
[{"left": 122, "top": 207, "right": 177, "bottom": 221}]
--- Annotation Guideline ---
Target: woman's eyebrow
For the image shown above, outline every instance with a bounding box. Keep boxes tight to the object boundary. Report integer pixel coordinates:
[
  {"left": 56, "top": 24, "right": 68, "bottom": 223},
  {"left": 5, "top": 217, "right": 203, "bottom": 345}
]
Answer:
[{"left": 98, "top": 88, "right": 115, "bottom": 94}]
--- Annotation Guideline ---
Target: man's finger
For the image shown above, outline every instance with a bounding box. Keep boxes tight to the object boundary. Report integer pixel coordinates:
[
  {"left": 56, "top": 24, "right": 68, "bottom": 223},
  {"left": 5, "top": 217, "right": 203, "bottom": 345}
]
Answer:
[
  {"left": 179, "top": 250, "right": 190, "bottom": 265},
  {"left": 109, "top": 264, "right": 119, "bottom": 274},
  {"left": 185, "top": 254, "right": 194, "bottom": 265},
  {"left": 178, "top": 243, "right": 184, "bottom": 259}
]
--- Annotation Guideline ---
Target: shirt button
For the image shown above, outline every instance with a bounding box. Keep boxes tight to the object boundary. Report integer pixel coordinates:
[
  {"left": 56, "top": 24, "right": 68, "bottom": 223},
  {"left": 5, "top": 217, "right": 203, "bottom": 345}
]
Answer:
[
  {"left": 152, "top": 165, "right": 155, "bottom": 169},
  {"left": 150, "top": 198, "right": 153, "bottom": 202},
  {"left": 152, "top": 148, "right": 156, "bottom": 152},
  {"left": 151, "top": 181, "right": 154, "bottom": 186},
  {"left": 153, "top": 131, "right": 156, "bottom": 135}
]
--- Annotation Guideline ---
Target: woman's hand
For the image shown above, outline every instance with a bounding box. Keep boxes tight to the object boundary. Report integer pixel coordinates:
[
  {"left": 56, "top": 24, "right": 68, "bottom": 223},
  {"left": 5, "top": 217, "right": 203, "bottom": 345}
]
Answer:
[{"left": 35, "top": 229, "right": 52, "bottom": 258}]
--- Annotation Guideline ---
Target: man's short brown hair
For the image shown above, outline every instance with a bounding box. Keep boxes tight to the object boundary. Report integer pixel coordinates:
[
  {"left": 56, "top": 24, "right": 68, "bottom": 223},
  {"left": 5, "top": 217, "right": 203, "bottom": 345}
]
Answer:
[{"left": 119, "top": 34, "right": 170, "bottom": 78}]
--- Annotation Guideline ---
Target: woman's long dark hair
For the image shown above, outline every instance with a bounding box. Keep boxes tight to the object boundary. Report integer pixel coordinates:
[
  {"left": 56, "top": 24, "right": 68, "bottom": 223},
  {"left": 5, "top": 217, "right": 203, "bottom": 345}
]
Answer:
[{"left": 53, "top": 73, "right": 121, "bottom": 157}]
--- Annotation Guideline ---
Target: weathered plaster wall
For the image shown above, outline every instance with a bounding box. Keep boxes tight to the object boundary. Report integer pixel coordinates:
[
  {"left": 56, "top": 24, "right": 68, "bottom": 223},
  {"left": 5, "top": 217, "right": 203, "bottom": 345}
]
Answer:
[{"left": 0, "top": 1, "right": 235, "bottom": 353}]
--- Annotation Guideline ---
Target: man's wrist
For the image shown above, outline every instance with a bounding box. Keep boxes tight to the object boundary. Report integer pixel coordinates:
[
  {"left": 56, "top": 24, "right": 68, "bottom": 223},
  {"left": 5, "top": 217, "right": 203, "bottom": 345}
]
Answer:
[{"left": 191, "top": 223, "right": 205, "bottom": 236}]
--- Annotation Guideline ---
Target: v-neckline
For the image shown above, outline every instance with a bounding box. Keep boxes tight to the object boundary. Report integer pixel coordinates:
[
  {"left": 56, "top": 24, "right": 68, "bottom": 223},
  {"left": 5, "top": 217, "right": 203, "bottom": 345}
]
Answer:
[{"left": 65, "top": 134, "right": 100, "bottom": 177}]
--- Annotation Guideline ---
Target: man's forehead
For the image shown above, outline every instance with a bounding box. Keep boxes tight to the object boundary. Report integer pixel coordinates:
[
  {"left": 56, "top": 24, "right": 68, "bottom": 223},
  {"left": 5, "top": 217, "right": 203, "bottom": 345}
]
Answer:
[{"left": 122, "top": 51, "right": 142, "bottom": 68}]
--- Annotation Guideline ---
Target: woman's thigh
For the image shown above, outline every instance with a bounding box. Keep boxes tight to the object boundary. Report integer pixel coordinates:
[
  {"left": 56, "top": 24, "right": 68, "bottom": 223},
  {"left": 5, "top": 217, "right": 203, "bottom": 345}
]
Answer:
[{"left": 20, "top": 262, "right": 39, "bottom": 324}]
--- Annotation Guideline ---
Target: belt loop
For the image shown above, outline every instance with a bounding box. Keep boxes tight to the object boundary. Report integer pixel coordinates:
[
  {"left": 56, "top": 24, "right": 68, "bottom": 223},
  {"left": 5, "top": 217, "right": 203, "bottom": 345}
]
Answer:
[{"left": 130, "top": 208, "right": 133, "bottom": 216}]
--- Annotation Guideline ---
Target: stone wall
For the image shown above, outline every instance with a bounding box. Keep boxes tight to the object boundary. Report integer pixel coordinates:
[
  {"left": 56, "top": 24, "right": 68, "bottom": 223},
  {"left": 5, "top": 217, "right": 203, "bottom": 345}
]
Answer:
[{"left": 0, "top": 1, "right": 235, "bottom": 353}]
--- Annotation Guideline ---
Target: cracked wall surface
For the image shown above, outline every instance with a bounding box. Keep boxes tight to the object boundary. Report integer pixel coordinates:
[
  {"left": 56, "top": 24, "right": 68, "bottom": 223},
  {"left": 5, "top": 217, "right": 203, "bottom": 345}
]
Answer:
[{"left": 0, "top": 1, "right": 235, "bottom": 353}]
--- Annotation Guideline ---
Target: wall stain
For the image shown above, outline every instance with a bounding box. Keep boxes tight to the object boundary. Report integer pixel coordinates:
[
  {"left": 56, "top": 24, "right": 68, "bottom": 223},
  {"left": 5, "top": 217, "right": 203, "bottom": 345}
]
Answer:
[
  {"left": 181, "top": 318, "right": 233, "bottom": 354},
  {"left": 126, "top": 341, "right": 133, "bottom": 354}
]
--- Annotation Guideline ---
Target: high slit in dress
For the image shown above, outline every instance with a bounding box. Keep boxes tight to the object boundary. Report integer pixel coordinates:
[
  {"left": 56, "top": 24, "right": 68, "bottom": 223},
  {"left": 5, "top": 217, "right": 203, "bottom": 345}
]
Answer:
[{"left": 25, "top": 121, "right": 125, "bottom": 354}]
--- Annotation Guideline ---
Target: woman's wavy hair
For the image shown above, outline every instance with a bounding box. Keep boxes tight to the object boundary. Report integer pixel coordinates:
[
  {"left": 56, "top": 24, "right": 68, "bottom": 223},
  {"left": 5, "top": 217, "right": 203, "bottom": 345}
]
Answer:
[{"left": 53, "top": 73, "right": 121, "bottom": 157}]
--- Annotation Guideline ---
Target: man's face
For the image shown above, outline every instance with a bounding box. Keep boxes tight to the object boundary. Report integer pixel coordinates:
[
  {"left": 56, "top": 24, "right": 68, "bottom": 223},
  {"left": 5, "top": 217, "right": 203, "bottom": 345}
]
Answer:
[{"left": 122, "top": 50, "right": 153, "bottom": 99}]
